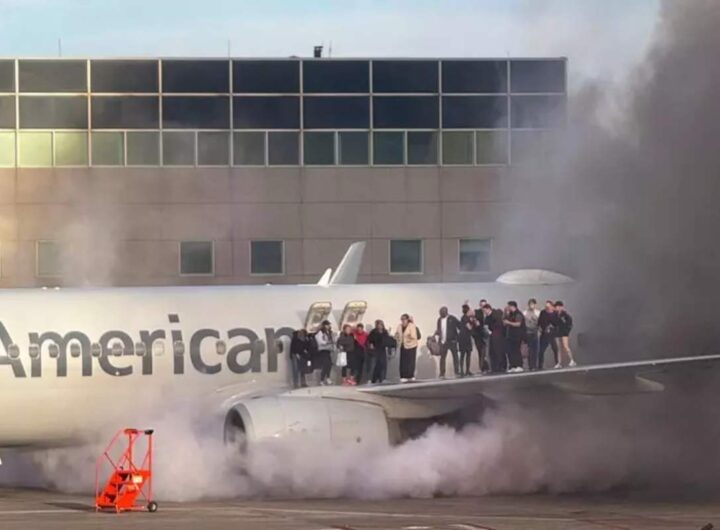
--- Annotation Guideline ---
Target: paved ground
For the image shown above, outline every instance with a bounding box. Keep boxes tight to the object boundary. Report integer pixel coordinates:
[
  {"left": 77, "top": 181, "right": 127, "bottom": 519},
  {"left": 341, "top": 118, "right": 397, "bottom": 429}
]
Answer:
[{"left": 1, "top": 488, "right": 719, "bottom": 529}]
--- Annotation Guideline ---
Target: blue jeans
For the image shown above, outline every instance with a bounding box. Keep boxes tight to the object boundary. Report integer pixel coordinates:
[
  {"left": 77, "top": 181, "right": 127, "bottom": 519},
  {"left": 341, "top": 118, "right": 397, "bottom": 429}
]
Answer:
[{"left": 526, "top": 333, "right": 539, "bottom": 370}]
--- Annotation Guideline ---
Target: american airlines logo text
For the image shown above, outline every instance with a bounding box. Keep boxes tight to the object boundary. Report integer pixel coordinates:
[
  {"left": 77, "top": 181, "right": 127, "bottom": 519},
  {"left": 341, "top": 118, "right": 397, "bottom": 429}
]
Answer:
[{"left": 0, "top": 314, "right": 294, "bottom": 378}]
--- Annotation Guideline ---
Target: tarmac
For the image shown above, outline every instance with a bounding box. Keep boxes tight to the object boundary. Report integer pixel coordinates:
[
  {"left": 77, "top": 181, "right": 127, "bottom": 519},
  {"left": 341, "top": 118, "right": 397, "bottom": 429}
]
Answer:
[{"left": 1, "top": 488, "right": 719, "bottom": 530}]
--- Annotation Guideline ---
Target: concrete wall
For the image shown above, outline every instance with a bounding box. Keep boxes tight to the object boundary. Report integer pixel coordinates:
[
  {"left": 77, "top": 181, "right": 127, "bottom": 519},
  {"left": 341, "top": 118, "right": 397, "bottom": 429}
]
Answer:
[{"left": 0, "top": 166, "right": 516, "bottom": 287}]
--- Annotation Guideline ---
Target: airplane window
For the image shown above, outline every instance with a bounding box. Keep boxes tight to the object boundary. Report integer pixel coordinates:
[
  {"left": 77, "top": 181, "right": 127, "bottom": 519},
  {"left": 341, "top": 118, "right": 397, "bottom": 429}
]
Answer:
[
  {"left": 173, "top": 340, "right": 185, "bottom": 356},
  {"left": 152, "top": 341, "right": 165, "bottom": 356},
  {"left": 134, "top": 342, "right": 147, "bottom": 357},
  {"left": 69, "top": 342, "right": 81, "bottom": 358},
  {"left": 91, "top": 343, "right": 102, "bottom": 357},
  {"left": 215, "top": 340, "right": 227, "bottom": 355},
  {"left": 48, "top": 344, "right": 59, "bottom": 358},
  {"left": 27, "top": 344, "right": 39, "bottom": 359},
  {"left": 9, "top": 344, "right": 21, "bottom": 359},
  {"left": 111, "top": 342, "right": 123, "bottom": 357}
]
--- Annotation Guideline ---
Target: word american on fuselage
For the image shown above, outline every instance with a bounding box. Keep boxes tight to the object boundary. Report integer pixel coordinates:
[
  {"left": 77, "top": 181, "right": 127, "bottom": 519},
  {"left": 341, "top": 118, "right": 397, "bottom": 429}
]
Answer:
[{"left": 0, "top": 314, "right": 294, "bottom": 378}]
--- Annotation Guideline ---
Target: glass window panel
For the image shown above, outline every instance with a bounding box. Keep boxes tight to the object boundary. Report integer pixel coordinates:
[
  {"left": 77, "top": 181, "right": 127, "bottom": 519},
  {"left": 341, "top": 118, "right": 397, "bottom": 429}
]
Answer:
[
  {"left": 0, "top": 96, "right": 15, "bottom": 128},
  {"left": 55, "top": 132, "right": 88, "bottom": 166},
  {"left": 373, "top": 131, "right": 404, "bottom": 165},
  {"left": 303, "top": 132, "right": 334, "bottom": 165},
  {"left": 233, "top": 96, "right": 299, "bottom": 129},
  {"left": 373, "top": 96, "right": 438, "bottom": 129},
  {"left": 407, "top": 131, "right": 437, "bottom": 165},
  {"left": 303, "top": 60, "right": 369, "bottom": 93},
  {"left": 180, "top": 241, "right": 214, "bottom": 275},
  {"left": 373, "top": 60, "right": 437, "bottom": 93},
  {"left": 459, "top": 239, "right": 492, "bottom": 272},
  {"left": 91, "top": 60, "right": 158, "bottom": 93},
  {"left": 338, "top": 132, "right": 368, "bottom": 165},
  {"left": 37, "top": 241, "right": 61, "bottom": 277},
  {"left": 442, "top": 60, "right": 507, "bottom": 93},
  {"left": 19, "top": 96, "right": 87, "bottom": 129},
  {"left": 162, "top": 60, "right": 229, "bottom": 93},
  {"left": 233, "top": 132, "right": 265, "bottom": 165},
  {"left": 511, "top": 130, "right": 559, "bottom": 165},
  {"left": 511, "top": 95, "right": 566, "bottom": 128},
  {"left": 250, "top": 241, "right": 284, "bottom": 275},
  {"left": 19, "top": 60, "right": 87, "bottom": 92},
  {"left": 198, "top": 131, "right": 229, "bottom": 166},
  {"left": 511, "top": 60, "right": 566, "bottom": 93},
  {"left": 233, "top": 60, "right": 299, "bottom": 93},
  {"left": 442, "top": 131, "right": 474, "bottom": 165},
  {"left": 0, "top": 132, "right": 15, "bottom": 167},
  {"left": 0, "top": 60, "right": 14, "bottom": 92},
  {"left": 476, "top": 130, "right": 508, "bottom": 164},
  {"left": 91, "top": 132, "right": 124, "bottom": 166},
  {"left": 268, "top": 131, "right": 299, "bottom": 166},
  {"left": 162, "top": 96, "right": 229, "bottom": 129},
  {"left": 390, "top": 240, "right": 422, "bottom": 274},
  {"left": 18, "top": 132, "right": 52, "bottom": 167},
  {"left": 163, "top": 131, "right": 195, "bottom": 166},
  {"left": 442, "top": 96, "right": 507, "bottom": 128},
  {"left": 303, "top": 96, "right": 369, "bottom": 129},
  {"left": 91, "top": 96, "right": 159, "bottom": 129},
  {"left": 126, "top": 131, "right": 159, "bottom": 166}
]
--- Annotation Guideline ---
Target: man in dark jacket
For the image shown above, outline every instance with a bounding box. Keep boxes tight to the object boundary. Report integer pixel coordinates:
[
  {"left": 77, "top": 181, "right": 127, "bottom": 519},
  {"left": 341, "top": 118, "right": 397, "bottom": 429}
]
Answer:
[
  {"left": 503, "top": 301, "right": 525, "bottom": 372},
  {"left": 483, "top": 303, "right": 506, "bottom": 373},
  {"left": 290, "top": 329, "right": 311, "bottom": 388},
  {"left": 537, "top": 299, "right": 559, "bottom": 370},
  {"left": 435, "top": 306, "right": 461, "bottom": 378}
]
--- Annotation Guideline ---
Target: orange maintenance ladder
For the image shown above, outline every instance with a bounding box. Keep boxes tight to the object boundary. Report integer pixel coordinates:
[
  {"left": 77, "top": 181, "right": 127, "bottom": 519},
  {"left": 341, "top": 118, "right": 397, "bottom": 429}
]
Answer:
[{"left": 95, "top": 428, "right": 157, "bottom": 513}]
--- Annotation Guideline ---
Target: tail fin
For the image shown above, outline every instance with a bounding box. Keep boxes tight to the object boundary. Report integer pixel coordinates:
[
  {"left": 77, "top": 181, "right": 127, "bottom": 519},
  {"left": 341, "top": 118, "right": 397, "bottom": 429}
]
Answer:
[{"left": 316, "top": 241, "right": 366, "bottom": 285}]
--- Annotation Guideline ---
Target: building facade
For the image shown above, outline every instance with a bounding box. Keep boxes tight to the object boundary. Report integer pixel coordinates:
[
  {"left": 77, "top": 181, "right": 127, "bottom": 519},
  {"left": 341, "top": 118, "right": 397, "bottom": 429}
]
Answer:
[{"left": 0, "top": 57, "right": 566, "bottom": 287}]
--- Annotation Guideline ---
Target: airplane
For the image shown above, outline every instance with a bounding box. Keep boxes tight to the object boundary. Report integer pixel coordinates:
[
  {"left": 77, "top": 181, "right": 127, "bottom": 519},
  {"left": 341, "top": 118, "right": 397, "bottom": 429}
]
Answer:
[{"left": 0, "top": 242, "right": 719, "bottom": 454}]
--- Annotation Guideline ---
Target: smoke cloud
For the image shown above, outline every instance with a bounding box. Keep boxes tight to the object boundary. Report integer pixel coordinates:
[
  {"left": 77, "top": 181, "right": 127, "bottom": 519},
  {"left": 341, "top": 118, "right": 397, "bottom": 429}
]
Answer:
[{"left": 501, "top": 0, "right": 720, "bottom": 361}]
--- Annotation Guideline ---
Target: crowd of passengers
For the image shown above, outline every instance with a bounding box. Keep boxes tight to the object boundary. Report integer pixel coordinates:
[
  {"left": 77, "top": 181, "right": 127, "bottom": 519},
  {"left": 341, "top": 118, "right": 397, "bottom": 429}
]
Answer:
[{"left": 289, "top": 298, "right": 576, "bottom": 388}]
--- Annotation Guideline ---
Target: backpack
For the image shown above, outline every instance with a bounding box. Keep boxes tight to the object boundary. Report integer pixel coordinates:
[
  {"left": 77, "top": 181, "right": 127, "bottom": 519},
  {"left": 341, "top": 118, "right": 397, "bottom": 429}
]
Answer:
[{"left": 415, "top": 326, "right": 421, "bottom": 340}]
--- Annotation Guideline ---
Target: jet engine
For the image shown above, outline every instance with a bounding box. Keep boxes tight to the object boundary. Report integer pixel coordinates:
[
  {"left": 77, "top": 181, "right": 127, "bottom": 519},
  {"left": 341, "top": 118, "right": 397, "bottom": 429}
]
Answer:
[{"left": 223, "top": 395, "right": 393, "bottom": 450}]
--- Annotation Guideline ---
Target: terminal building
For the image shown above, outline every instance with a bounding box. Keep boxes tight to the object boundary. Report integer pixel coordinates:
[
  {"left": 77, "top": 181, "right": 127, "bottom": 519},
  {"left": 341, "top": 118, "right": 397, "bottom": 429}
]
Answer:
[{"left": 0, "top": 57, "right": 566, "bottom": 287}]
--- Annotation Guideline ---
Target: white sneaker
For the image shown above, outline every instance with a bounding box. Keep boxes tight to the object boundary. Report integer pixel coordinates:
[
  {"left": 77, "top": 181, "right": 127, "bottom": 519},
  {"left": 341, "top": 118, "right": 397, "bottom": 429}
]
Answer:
[
  {"left": 410, "top": 377, "right": 416, "bottom": 382},
  {"left": 324, "top": 378, "right": 333, "bottom": 385},
  {"left": 569, "top": 360, "right": 577, "bottom": 367},
  {"left": 554, "top": 363, "right": 562, "bottom": 369},
  {"left": 400, "top": 378, "right": 408, "bottom": 383},
  {"left": 515, "top": 367, "right": 524, "bottom": 373}
]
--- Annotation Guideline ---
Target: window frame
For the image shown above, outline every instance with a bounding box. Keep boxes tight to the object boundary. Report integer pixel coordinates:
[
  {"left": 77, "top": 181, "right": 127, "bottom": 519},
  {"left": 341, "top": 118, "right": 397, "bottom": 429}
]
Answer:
[
  {"left": 179, "top": 240, "right": 215, "bottom": 277},
  {"left": 36, "top": 240, "right": 62, "bottom": 279},
  {"left": 389, "top": 239, "right": 424, "bottom": 275},
  {"left": 249, "top": 240, "right": 285, "bottom": 276},
  {"left": 458, "top": 238, "right": 493, "bottom": 274}
]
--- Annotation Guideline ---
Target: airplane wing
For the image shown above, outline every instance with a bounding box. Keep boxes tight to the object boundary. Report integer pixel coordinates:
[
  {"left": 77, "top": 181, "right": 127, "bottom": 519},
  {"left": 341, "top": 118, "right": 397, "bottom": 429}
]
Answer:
[{"left": 357, "top": 354, "right": 720, "bottom": 401}]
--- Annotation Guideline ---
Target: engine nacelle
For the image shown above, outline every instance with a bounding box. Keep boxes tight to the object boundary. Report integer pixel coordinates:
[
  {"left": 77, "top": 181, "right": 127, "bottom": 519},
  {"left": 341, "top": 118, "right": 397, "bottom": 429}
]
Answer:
[{"left": 224, "top": 395, "right": 391, "bottom": 449}]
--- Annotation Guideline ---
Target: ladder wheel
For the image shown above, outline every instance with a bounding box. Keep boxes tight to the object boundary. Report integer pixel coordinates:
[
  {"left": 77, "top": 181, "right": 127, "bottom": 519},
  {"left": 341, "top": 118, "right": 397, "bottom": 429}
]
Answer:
[{"left": 147, "top": 501, "right": 158, "bottom": 513}]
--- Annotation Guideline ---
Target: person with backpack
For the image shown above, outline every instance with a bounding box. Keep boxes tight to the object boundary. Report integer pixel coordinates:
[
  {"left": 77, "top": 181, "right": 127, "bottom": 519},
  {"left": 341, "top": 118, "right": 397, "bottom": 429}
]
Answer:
[{"left": 395, "top": 313, "right": 419, "bottom": 382}]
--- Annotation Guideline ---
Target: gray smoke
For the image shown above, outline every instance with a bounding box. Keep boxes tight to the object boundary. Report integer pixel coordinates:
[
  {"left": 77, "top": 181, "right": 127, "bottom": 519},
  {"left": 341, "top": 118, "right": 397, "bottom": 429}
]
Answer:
[{"left": 503, "top": 0, "right": 720, "bottom": 361}]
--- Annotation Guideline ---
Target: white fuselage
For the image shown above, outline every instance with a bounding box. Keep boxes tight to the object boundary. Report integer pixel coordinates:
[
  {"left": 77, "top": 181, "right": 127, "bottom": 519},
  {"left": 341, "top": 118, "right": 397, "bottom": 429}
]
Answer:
[{"left": 0, "top": 282, "right": 576, "bottom": 446}]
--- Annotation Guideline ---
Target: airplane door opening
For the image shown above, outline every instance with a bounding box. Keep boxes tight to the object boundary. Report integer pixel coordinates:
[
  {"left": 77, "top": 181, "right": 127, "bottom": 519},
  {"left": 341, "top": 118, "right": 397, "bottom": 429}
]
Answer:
[
  {"left": 340, "top": 300, "right": 367, "bottom": 328},
  {"left": 305, "top": 302, "right": 332, "bottom": 333}
]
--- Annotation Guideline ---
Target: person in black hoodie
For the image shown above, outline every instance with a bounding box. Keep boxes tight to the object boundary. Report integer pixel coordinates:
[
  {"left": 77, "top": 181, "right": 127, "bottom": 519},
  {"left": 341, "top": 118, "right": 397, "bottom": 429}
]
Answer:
[
  {"left": 554, "top": 301, "right": 577, "bottom": 368},
  {"left": 483, "top": 303, "right": 507, "bottom": 373},
  {"left": 537, "top": 299, "right": 559, "bottom": 370},
  {"left": 435, "top": 306, "right": 461, "bottom": 378},
  {"left": 503, "top": 301, "right": 525, "bottom": 372},
  {"left": 367, "top": 319, "right": 393, "bottom": 383},
  {"left": 290, "top": 329, "right": 311, "bottom": 388}
]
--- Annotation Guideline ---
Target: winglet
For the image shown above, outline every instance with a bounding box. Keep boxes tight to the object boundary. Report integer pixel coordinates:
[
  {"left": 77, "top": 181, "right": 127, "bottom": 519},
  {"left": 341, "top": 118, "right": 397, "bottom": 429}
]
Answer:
[
  {"left": 327, "top": 242, "right": 366, "bottom": 285},
  {"left": 317, "top": 268, "right": 333, "bottom": 286}
]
